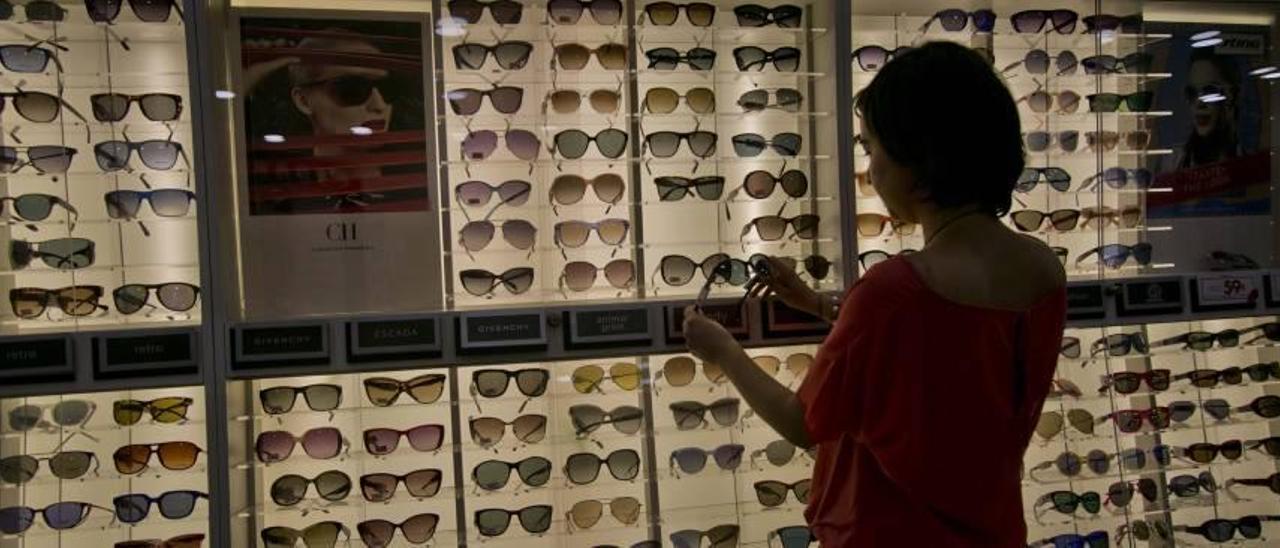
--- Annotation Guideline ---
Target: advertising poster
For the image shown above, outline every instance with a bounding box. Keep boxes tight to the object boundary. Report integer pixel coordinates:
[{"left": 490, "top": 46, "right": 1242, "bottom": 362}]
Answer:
[{"left": 234, "top": 11, "right": 442, "bottom": 318}]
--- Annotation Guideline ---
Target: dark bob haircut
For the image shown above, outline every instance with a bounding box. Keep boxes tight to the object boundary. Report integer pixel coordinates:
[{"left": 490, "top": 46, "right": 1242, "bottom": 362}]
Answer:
[{"left": 855, "top": 41, "right": 1024, "bottom": 217}]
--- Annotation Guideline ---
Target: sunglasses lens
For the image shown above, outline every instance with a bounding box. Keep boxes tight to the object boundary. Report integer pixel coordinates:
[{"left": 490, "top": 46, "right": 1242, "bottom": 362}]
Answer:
[
  {"left": 12, "top": 92, "right": 58, "bottom": 122},
  {"left": 586, "top": 89, "right": 619, "bottom": 113},
  {"left": 138, "top": 94, "right": 181, "bottom": 121},
  {"left": 112, "top": 400, "right": 144, "bottom": 426},
  {"left": 461, "top": 130, "right": 498, "bottom": 160},
  {"left": 0, "top": 45, "right": 47, "bottom": 72},
  {"left": 661, "top": 356, "right": 696, "bottom": 386},
  {"left": 712, "top": 444, "right": 743, "bottom": 469},
  {"left": 271, "top": 474, "right": 310, "bottom": 506},
  {"left": 0, "top": 455, "right": 37, "bottom": 484},
  {"left": 156, "top": 441, "right": 200, "bottom": 470},
  {"left": 302, "top": 427, "right": 342, "bottom": 458},
  {"left": 709, "top": 399, "right": 740, "bottom": 426}
]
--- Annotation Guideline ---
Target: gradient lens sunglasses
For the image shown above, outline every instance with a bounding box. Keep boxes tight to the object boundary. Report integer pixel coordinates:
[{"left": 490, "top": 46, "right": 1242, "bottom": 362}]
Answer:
[
  {"left": 359, "top": 469, "right": 442, "bottom": 502},
  {"left": 920, "top": 8, "right": 994, "bottom": 32},
  {"left": 112, "top": 490, "right": 207, "bottom": 523},
  {"left": 446, "top": 0, "right": 523, "bottom": 25},
  {"left": 554, "top": 42, "right": 627, "bottom": 70},
  {"left": 259, "top": 384, "right": 342, "bottom": 414},
  {"left": 112, "top": 441, "right": 202, "bottom": 475},
  {"left": 566, "top": 497, "right": 642, "bottom": 531},
  {"left": 669, "top": 398, "right": 740, "bottom": 429},
  {"left": 446, "top": 86, "right": 523, "bottom": 115},
  {"left": 548, "top": 87, "right": 623, "bottom": 114},
  {"left": 643, "top": 2, "right": 715, "bottom": 26},
  {"left": 363, "top": 373, "right": 446, "bottom": 406},
  {"left": 357, "top": 513, "right": 439, "bottom": 547},
  {"left": 733, "top": 46, "right": 800, "bottom": 72},
  {"left": 552, "top": 128, "right": 628, "bottom": 159},
  {"left": 0, "top": 0, "right": 65, "bottom": 21},
  {"left": 105, "top": 189, "right": 195, "bottom": 219},
  {"left": 0, "top": 502, "right": 109, "bottom": 534},
  {"left": 363, "top": 424, "right": 445, "bottom": 455},
  {"left": 113, "top": 282, "right": 200, "bottom": 315},
  {"left": 459, "top": 268, "right": 535, "bottom": 296},
  {"left": 260, "top": 522, "right": 350, "bottom": 548},
  {"left": 655, "top": 175, "right": 725, "bottom": 201},
  {"left": 94, "top": 139, "right": 186, "bottom": 171},
  {"left": 570, "top": 362, "right": 641, "bottom": 393},
  {"left": 90, "top": 93, "right": 182, "bottom": 122},
  {"left": 85, "top": 0, "right": 181, "bottom": 22},
  {"left": 670, "top": 444, "right": 744, "bottom": 475},
  {"left": 1076, "top": 243, "right": 1152, "bottom": 269},
  {"left": 455, "top": 179, "right": 531, "bottom": 208},
  {"left": 452, "top": 41, "right": 534, "bottom": 70},
  {"left": 255, "top": 427, "right": 346, "bottom": 463},
  {"left": 645, "top": 86, "right": 715, "bottom": 114},
  {"left": 560, "top": 259, "right": 635, "bottom": 292},
  {"left": 569, "top": 404, "right": 643, "bottom": 436},
  {"left": 740, "top": 214, "right": 818, "bottom": 241},
  {"left": 0, "top": 90, "right": 83, "bottom": 123},
  {"left": 472, "top": 456, "right": 551, "bottom": 490},
  {"left": 271, "top": 470, "right": 353, "bottom": 506},
  {"left": 1015, "top": 167, "right": 1071, "bottom": 192},
  {"left": 458, "top": 219, "right": 536, "bottom": 252},
  {"left": 1010, "top": 9, "right": 1078, "bottom": 33},
  {"left": 469, "top": 414, "right": 547, "bottom": 448}
]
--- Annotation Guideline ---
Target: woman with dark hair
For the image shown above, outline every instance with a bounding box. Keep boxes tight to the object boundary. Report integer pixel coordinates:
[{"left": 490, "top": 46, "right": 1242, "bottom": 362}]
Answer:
[
  {"left": 1179, "top": 48, "right": 1242, "bottom": 168},
  {"left": 684, "top": 41, "right": 1066, "bottom": 546}
]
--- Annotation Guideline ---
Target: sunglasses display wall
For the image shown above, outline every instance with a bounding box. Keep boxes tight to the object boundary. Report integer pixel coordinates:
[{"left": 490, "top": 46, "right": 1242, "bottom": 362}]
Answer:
[
  {"left": 851, "top": 1, "right": 1170, "bottom": 279},
  {"left": 0, "top": 0, "right": 200, "bottom": 334},
  {"left": 437, "top": 0, "right": 842, "bottom": 308},
  {"left": 0, "top": 385, "right": 209, "bottom": 547},
  {"left": 1027, "top": 316, "right": 1280, "bottom": 546},
  {"left": 227, "top": 343, "right": 818, "bottom": 547}
]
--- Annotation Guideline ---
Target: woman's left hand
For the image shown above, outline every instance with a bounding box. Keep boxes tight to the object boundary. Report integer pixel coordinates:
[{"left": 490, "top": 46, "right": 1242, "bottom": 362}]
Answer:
[{"left": 682, "top": 306, "right": 744, "bottom": 365}]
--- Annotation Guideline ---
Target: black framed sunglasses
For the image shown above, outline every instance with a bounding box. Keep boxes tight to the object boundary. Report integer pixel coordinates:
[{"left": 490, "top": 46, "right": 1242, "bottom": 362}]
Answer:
[
  {"left": 474, "top": 505, "right": 553, "bottom": 537},
  {"left": 471, "top": 368, "right": 549, "bottom": 398},
  {"left": 452, "top": 41, "right": 534, "bottom": 70},
  {"left": 734, "top": 4, "right": 802, "bottom": 27},
  {"left": 113, "top": 282, "right": 200, "bottom": 314},
  {"left": 259, "top": 384, "right": 342, "bottom": 415},
  {"left": 645, "top": 47, "right": 716, "bottom": 70},
  {"left": 0, "top": 193, "right": 77, "bottom": 223},
  {"left": 733, "top": 46, "right": 800, "bottom": 72},
  {"left": 644, "top": 130, "right": 717, "bottom": 157},
  {"left": 552, "top": 128, "right": 628, "bottom": 159},
  {"left": 10, "top": 285, "right": 106, "bottom": 318},
  {"left": 90, "top": 93, "right": 182, "bottom": 122},
  {"left": 658, "top": 253, "right": 750, "bottom": 287},
  {"left": 95, "top": 139, "right": 185, "bottom": 171},
  {"left": 447, "top": 0, "right": 523, "bottom": 25},
  {"left": 852, "top": 45, "right": 908, "bottom": 71},
  {"left": 105, "top": 189, "right": 195, "bottom": 219},
  {"left": 85, "top": 0, "right": 182, "bottom": 23},
  {"left": 0, "top": 43, "right": 60, "bottom": 73},
  {"left": 459, "top": 268, "right": 535, "bottom": 297},
  {"left": 643, "top": 2, "right": 714, "bottom": 26},
  {"left": 546, "top": 0, "right": 622, "bottom": 25},
  {"left": 732, "top": 132, "right": 801, "bottom": 157},
  {"left": 446, "top": 86, "right": 523, "bottom": 115},
  {"left": 740, "top": 214, "right": 819, "bottom": 241},
  {"left": 0, "top": 0, "right": 65, "bottom": 21},
  {"left": 655, "top": 175, "right": 724, "bottom": 201},
  {"left": 737, "top": 88, "right": 802, "bottom": 112},
  {"left": 472, "top": 456, "right": 551, "bottom": 490}
]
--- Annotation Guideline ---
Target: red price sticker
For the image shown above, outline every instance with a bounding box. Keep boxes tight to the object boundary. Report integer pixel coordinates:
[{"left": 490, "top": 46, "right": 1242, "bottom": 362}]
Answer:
[{"left": 1197, "top": 274, "right": 1258, "bottom": 306}]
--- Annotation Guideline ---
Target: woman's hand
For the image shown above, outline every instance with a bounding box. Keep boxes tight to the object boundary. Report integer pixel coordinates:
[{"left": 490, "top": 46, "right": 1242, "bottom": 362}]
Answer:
[
  {"left": 682, "top": 306, "right": 745, "bottom": 365},
  {"left": 747, "top": 255, "right": 820, "bottom": 315}
]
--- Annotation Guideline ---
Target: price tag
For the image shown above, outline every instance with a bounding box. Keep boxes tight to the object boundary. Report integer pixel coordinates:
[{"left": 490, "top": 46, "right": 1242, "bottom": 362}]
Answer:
[
  {"left": 233, "top": 323, "right": 330, "bottom": 367},
  {"left": 1117, "top": 279, "right": 1184, "bottom": 317},
  {"left": 349, "top": 317, "right": 441, "bottom": 361},
  {"left": 567, "top": 307, "right": 651, "bottom": 346},
  {"left": 459, "top": 312, "right": 546, "bottom": 351},
  {"left": 0, "top": 336, "right": 73, "bottom": 381},
  {"left": 96, "top": 331, "right": 198, "bottom": 378},
  {"left": 1193, "top": 273, "right": 1259, "bottom": 311}
]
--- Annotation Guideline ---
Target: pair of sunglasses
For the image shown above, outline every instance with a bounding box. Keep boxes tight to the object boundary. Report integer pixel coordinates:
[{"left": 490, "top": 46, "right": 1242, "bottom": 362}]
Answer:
[
  {"left": 6, "top": 401, "right": 93, "bottom": 431},
  {"left": 732, "top": 132, "right": 800, "bottom": 157},
  {"left": 459, "top": 219, "right": 535, "bottom": 252},
  {"left": 469, "top": 414, "right": 546, "bottom": 448},
  {"left": 645, "top": 47, "right": 716, "bottom": 70},
  {"left": 114, "top": 283, "right": 199, "bottom": 315},
  {"left": 657, "top": 254, "right": 745, "bottom": 287},
  {"left": 645, "top": 130, "right": 716, "bottom": 157},
  {"left": 0, "top": 451, "right": 97, "bottom": 484},
  {"left": 670, "top": 444, "right": 743, "bottom": 474},
  {"left": 567, "top": 497, "right": 641, "bottom": 530},
  {"left": 447, "top": 86, "right": 522, "bottom": 115},
  {"left": 452, "top": 41, "right": 533, "bottom": 70},
  {"left": 671, "top": 525, "right": 738, "bottom": 548},
  {"left": 270, "top": 470, "right": 351, "bottom": 505},
  {"left": 1035, "top": 409, "right": 1095, "bottom": 440},
  {"left": 553, "top": 128, "right": 628, "bottom": 159},
  {"left": 363, "top": 424, "right": 445, "bottom": 455},
  {"left": 569, "top": 404, "right": 643, "bottom": 436},
  {"left": 1088, "top": 91, "right": 1154, "bottom": 112},
  {"left": 0, "top": 43, "right": 58, "bottom": 73},
  {"left": 1035, "top": 490, "right": 1099, "bottom": 515},
  {"left": 550, "top": 173, "right": 624, "bottom": 207},
  {"left": 447, "top": 0, "right": 522, "bottom": 24},
  {"left": 472, "top": 368, "right": 549, "bottom": 398},
  {"left": 565, "top": 449, "right": 640, "bottom": 484},
  {"left": 364, "top": 374, "right": 446, "bottom": 406},
  {"left": 735, "top": 4, "right": 801, "bottom": 27},
  {"left": 1005, "top": 49, "right": 1077, "bottom": 75},
  {"left": 855, "top": 214, "right": 914, "bottom": 238},
  {"left": 112, "top": 490, "right": 206, "bottom": 523},
  {"left": 95, "top": 140, "right": 184, "bottom": 171},
  {"left": 255, "top": 427, "right": 345, "bottom": 463},
  {"left": 547, "top": 0, "right": 622, "bottom": 25},
  {"left": 554, "top": 42, "right": 627, "bottom": 70},
  {"left": 0, "top": 502, "right": 105, "bottom": 534},
  {"left": 1100, "top": 369, "right": 1170, "bottom": 394},
  {"left": 852, "top": 45, "right": 909, "bottom": 71},
  {"left": 260, "top": 522, "right": 349, "bottom": 548},
  {"left": 733, "top": 46, "right": 800, "bottom": 72},
  {"left": 561, "top": 259, "right": 635, "bottom": 292},
  {"left": 0, "top": 0, "right": 65, "bottom": 21},
  {"left": 113, "top": 441, "right": 202, "bottom": 474},
  {"left": 10, "top": 285, "right": 105, "bottom": 318},
  {"left": 1076, "top": 243, "right": 1153, "bottom": 269},
  {"left": 921, "top": 8, "right": 994, "bottom": 32},
  {"left": 475, "top": 505, "right": 552, "bottom": 537},
  {"left": 741, "top": 214, "right": 819, "bottom": 241},
  {"left": 86, "top": 0, "right": 180, "bottom": 22},
  {"left": 644, "top": 2, "right": 714, "bottom": 25},
  {"left": 10, "top": 237, "right": 94, "bottom": 270},
  {"left": 1028, "top": 449, "right": 1110, "bottom": 478},
  {"left": 360, "top": 469, "right": 443, "bottom": 502},
  {"left": 1176, "top": 516, "right": 1280, "bottom": 543},
  {"left": 549, "top": 87, "right": 621, "bottom": 114},
  {"left": 473, "top": 456, "right": 551, "bottom": 490},
  {"left": 1021, "top": 90, "right": 1081, "bottom": 114},
  {"left": 105, "top": 189, "right": 195, "bottom": 219},
  {"left": 459, "top": 268, "right": 535, "bottom": 297},
  {"left": 1010, "top": 9, "right": 1078, "bottom": 33},
  {"left": 461, "top": 129, "right": 540, "bottom": 161},
  {"left": 0, "top": 193, "right": 76, "bottom": 223},
  {"left": 91, "top": 93, "right": 181, "bottom": 122},
  {"left": 1182, "top": 440, "right": 1244, "bottom": 464},
  {"left": 114, "top": 535, "right": 205, "bottom": 548},
  {"left": 859, "top": 249, "right": 915, "bottom": 270},
  {"left": 1177, "top": 362, "right": 1280, "bottom": 388},
  {"left": 644, "top": 86, "right": 714, "bottom": 114},
  {"left": 570, "top": 362, "right": 640, "bottom": 393},
  {"left": 738, "top": 88, "right": 803, "bottom": 112},
  {"left": 358, "top": 513, "right": 439, "bottom": 547},
  {"left": 554, "top": 218, "right": 630, "bottom": 247},
  {"left": 0, "top": 91, "right": 77, "bottom": 124},
  {"left": 755, "top": 480, "right": 810, "bottom": 506},
  {"left": 456, "top": 179, "right": 531, "bottom": 209},
  {"left": 1016, "top": 167, "right": 1071, "bottom": 192},
  {"left": 259, "top": 384, "right": 341, "bottom": 415},
  {"left": 1154, "top": 328, "right": 1240, "bottom": 351},
  {"left": 769, "top": 526, "right": 815, "bottom": 548},
  {"left": 670, "top": 398, "right": 740, "bottom": 429},
  {"left": 752, "top": 439, "right": 816, "bottom": 467}
]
